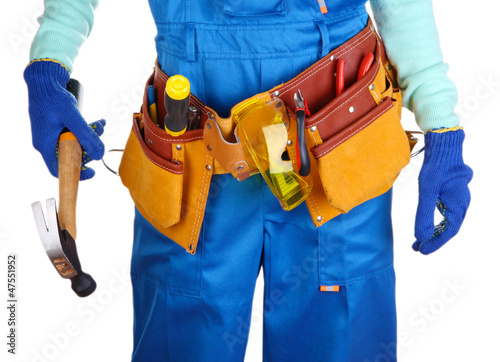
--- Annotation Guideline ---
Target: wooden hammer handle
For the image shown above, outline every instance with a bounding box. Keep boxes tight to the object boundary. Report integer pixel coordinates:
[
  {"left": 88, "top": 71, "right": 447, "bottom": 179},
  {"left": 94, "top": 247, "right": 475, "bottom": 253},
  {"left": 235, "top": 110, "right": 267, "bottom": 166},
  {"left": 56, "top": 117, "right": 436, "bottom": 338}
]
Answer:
[{"left": 58, "top": 132, "right": 81, "bottom": 240}]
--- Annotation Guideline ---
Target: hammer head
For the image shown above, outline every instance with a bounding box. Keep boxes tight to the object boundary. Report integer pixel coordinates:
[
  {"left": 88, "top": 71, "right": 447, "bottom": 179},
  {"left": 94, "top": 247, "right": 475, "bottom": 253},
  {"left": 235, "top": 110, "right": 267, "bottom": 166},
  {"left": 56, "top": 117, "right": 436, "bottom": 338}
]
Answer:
[{"left": 32, "top": 199, "right": 96, "bottom": 297}]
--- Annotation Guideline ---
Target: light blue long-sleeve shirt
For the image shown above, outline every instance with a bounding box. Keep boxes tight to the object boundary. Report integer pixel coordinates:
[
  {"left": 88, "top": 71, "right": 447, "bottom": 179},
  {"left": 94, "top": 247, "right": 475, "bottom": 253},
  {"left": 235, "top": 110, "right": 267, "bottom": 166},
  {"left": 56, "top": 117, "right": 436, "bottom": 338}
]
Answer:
[{"left": 29, "top": 0, "right": 460, "bottom": 131}]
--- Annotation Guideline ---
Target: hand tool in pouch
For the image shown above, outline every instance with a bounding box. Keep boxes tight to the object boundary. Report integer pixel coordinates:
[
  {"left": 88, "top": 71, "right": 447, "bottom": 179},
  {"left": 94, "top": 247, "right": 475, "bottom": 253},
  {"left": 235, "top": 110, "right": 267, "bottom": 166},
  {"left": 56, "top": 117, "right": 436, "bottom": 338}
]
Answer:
[
  {"left": 147, "top": 85, "right": 158, "bottom": 125},
  {"left": 187, "top": 106, "right": 200, "bottom": 131},
  {"left": 164, "top": 75, "right": 190, "bottom": 136},
  {"left": 32, "top": 78, "right": 97, "bottom": 298},
  {"left": 294, "top": 89, "right": 311, "bottom": 177},
  {"left": 357, "top": 52, "right": 375, "bottom": 80},
  {"left": 336, "top": 58, "right": 346, "bottom": 96}
]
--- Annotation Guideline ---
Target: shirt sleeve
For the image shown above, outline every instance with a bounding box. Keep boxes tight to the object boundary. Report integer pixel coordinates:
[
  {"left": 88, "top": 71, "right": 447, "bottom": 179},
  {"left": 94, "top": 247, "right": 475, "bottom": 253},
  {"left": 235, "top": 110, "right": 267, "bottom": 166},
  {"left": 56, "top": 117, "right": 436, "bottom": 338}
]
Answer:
[
  {"left": 369, "top": 0, "right": 460, "bottom": 132},
  {"left": 29, "top": 0, "right": 100, "bottom": 73}
]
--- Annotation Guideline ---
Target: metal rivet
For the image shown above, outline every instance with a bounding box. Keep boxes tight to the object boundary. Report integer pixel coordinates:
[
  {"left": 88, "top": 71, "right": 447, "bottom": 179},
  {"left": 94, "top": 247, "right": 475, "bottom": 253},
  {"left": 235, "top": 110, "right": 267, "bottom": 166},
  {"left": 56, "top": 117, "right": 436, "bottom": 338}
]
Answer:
[
  {"left": 349, "top": 106, "right": 355, "bottom": 113},
  {"left": 208, "top": 112, "right": 215, "bottom": 120},
  {"left": 206, "top": 122, "right": 212, "bottom": 129},
  {"left": 236, "top": 165, "right": 245, "bottom": 172},
  {"left": 369, "top": 84, "right": 375, "bottom": 91},
  {"left": 273, "top": 91, "right": 280, "bottom": 98},
  {"left": 316, "top": 216, "right": 323, "bottom": 222},
  {"left": 311, "top": 126, "right": 317, "bottom": 132},
  {"left": 176, "top": 145, "right": 182, "bottom": 151},
  {"left": 276, "top": 101, "right": 283, "bottom": 109},
  {"left": 287, "top": 140, "right": 293, "bottom": 146},
  {"left": 330, "top": 55, "right": 335, "bottom": 61},
  {"left": 206, "top": 165, "right": 212, "bottom": 171},
  {"left": 206, "top": 145, "right": 212, "bottom": 152},
  {"left": 387, "top": 64, "right": 392, "bottom": 71},
  {"left": 411, "top": 137, "right": 418, "bottom": 142},
  {"left": 148, "top": 139, "right": 152, "bottom": 145}
]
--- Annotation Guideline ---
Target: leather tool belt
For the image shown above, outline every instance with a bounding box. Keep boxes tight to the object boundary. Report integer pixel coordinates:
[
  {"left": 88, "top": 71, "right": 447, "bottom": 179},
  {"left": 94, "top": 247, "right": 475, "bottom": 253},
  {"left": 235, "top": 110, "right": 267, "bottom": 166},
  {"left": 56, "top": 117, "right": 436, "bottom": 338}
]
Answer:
[{"left": 119, "top": 19, "right": 418, "bottom": 254}]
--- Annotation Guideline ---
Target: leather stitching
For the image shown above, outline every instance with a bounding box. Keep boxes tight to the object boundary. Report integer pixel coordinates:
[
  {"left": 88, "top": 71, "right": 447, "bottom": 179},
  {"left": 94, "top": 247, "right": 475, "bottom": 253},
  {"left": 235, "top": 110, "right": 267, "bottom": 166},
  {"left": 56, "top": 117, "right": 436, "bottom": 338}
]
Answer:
[
  {"left": 266, "top": 30, "right": 373, "bottom": 99},
  {"left": 308, "top": 58, "right": 380, "bottom": 128},
  {"left": 133, "top": 125, "right": 183, "bottom": 174},
  {"left": 189, "top": 153, "right": 211, "bottom": 247},
  {"left": 315, "top": 100, "right": 392, "bottom": 158}
]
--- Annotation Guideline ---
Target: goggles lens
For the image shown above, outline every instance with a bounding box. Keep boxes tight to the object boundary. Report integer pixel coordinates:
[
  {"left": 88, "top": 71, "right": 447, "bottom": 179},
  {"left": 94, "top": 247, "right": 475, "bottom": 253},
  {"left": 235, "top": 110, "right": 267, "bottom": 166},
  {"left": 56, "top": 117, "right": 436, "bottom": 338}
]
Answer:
[{"left": 234, "top": 98, "right": 312, "bottom": 210}]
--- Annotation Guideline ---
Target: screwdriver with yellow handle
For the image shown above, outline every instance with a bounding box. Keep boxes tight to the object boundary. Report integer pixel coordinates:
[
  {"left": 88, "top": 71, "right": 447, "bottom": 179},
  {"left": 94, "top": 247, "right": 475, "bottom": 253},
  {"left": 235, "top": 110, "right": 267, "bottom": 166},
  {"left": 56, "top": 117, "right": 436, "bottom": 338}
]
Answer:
[{"left": 164, "top": 75, "right": 191, "bottom": 136}]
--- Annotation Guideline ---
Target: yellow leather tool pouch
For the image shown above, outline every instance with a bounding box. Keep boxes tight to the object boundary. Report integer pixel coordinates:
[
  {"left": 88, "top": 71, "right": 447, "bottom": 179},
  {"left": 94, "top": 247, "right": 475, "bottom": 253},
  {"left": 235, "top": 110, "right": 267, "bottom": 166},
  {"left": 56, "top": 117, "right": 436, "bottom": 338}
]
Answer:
[
  {"left": 119, "top": 73, "right": 213, "bottom": 254},
  {"left": 301, "top": 35, "right": 411, "bottom": 219}
]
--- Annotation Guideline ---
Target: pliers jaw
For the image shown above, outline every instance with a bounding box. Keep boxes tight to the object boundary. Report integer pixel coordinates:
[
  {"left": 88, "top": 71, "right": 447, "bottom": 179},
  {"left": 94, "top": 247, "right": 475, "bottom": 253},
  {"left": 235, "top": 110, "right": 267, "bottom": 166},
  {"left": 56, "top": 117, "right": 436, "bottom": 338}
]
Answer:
[{"left": 294, "top": 89, "right": 306, "bottom": 110}]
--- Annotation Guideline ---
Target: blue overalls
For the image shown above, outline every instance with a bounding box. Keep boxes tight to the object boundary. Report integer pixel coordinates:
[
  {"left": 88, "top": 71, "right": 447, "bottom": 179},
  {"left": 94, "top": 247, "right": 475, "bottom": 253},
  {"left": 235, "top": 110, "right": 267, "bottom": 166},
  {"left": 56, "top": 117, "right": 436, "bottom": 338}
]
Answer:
[{"left": 131, "top": 1, "right": 397, "bottom": 361}]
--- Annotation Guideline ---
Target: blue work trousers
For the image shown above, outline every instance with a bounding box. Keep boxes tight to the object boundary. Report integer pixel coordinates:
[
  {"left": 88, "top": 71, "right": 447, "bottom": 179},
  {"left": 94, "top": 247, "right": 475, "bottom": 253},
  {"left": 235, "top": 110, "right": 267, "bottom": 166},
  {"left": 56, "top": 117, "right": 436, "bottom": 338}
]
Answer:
[{"left": 131, "top": 175, "right": 396, "bottom": 361}]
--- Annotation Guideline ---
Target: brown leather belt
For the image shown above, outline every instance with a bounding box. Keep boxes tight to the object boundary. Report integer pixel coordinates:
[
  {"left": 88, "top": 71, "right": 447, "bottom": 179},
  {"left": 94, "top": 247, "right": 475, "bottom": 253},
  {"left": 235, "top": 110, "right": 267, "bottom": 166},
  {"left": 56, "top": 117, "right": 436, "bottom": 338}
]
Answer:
[{"left": 143, "top": 18, "right": 391, "bottom": 180}]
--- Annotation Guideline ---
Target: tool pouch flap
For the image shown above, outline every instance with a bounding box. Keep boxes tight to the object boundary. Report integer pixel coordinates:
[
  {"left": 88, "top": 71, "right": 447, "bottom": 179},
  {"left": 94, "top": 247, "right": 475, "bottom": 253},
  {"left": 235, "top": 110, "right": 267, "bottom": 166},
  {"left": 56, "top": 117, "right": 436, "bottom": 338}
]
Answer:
[
  {"left": 310, "top": 96, "right": 409, "bottom": 213},
  {"left": 119, "top": 112, "right": 184, "bottom": 230}
]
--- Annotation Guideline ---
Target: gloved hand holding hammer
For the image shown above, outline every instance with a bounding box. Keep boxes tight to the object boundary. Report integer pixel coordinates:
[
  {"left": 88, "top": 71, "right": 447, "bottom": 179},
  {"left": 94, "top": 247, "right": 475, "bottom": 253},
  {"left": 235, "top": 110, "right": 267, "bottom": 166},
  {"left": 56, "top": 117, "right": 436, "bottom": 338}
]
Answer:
[
  {"left": 25, "top": 58, "right": 105, "bottom": 297},
  {"left": 24, "top": 59, "right": 105, "bottom": 180}
]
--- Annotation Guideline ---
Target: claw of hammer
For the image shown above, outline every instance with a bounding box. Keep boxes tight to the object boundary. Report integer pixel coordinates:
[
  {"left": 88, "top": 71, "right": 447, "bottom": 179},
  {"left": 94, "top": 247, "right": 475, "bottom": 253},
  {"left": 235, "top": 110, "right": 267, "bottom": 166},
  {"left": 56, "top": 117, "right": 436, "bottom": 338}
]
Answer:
[{"left": 32, "top": 199, "right": 96, "bottom": 297}]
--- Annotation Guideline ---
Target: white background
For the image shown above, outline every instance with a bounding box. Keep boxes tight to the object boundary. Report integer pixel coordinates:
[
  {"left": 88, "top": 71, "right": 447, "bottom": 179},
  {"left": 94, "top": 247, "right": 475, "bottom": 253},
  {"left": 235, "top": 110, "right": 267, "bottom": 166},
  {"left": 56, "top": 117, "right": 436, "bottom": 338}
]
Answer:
[{"left": 0, "top": 1, "right": 497, "bottom": 361}]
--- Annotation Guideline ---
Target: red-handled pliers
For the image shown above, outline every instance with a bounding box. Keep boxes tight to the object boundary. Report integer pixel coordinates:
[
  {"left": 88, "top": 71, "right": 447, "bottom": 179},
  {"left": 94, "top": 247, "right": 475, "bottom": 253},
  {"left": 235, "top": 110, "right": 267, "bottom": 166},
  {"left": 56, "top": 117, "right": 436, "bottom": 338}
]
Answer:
[
  {"left": 294, "top": 89, "right": 311, "bottom": 177},
  {"left": 336, "top": 53, "right": 374, "bottom": 97},
  {"left": 357, "top": 52, "right": 375, "bottom": 80},
  {"left": 336, "top": 58, "right": 346, "bottom": 96}
]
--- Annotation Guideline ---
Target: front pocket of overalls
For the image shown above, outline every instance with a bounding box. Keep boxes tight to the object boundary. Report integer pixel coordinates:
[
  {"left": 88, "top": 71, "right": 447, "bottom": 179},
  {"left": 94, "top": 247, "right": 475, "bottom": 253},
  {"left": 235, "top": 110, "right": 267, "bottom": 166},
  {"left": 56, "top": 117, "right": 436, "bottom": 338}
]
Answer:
[
  {"left": 223, "top": 0, "right": 285, "bottom": 17},
  {"left": 317, "top": 186, "right": 395, "bottom": 285},
  {"left": 311, "top": 96, "right": 410, "bottom": 213},
  {"left": 119, "top": 113, "right": 184, "bottom": 230}
]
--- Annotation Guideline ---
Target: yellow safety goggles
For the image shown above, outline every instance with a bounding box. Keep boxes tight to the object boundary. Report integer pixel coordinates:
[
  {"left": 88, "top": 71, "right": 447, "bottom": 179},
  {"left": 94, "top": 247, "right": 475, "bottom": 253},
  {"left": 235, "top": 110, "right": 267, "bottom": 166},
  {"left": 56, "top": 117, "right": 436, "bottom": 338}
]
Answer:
[{"left": 233, "top": 98, "right": 312, "bottom": 211}]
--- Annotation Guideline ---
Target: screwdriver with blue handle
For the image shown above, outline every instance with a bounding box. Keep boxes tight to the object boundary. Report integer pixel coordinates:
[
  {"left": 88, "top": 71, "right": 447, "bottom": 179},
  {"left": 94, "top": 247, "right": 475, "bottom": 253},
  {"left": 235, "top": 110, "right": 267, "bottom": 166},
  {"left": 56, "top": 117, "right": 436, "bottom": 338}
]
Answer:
[{"left": 147, "top": 85, "right": 158, "bottom": 125}]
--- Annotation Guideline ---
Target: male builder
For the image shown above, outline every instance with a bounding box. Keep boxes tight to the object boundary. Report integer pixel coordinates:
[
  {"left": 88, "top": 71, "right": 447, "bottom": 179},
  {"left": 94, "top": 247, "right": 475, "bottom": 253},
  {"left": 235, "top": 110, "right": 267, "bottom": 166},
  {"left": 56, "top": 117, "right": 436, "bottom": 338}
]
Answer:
[{"left": 24, "top": 0, "right": 473, "bottom": 361}]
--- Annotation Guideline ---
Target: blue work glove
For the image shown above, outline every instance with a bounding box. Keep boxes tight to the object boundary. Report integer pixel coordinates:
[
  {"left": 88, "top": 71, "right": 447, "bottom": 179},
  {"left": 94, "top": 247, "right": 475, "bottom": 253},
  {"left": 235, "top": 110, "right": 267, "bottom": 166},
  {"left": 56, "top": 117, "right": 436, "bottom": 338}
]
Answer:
[
  {"left": 413, "top": 127, "right": 473, "bottom": 255},
  {"left": 24, "top": 59, "right": 105, "bottom": 180}
]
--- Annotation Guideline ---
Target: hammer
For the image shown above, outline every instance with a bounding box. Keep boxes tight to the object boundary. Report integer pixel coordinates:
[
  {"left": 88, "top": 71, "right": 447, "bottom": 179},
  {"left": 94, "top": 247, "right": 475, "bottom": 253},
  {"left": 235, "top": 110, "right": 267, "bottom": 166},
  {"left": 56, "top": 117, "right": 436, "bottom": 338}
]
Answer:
[{"left": 32, "top": 79, "right": 97, "bottom": 298}]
